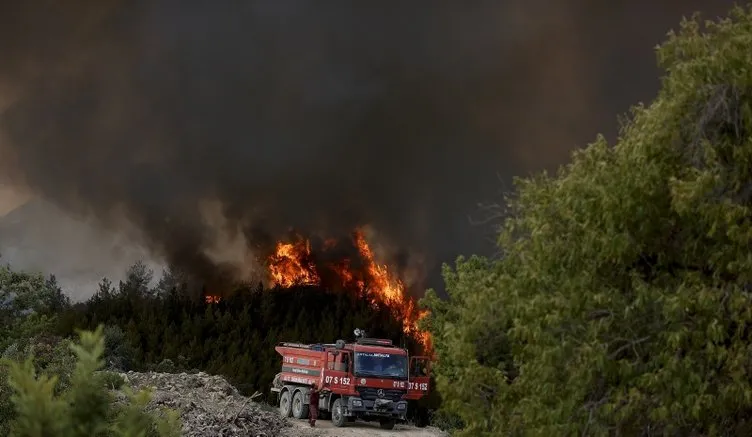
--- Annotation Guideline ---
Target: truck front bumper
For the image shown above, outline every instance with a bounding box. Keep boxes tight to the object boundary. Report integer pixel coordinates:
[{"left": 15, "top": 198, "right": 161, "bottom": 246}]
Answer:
[{"left": 345, "top": 397, "right": 408, "bottom": 419}]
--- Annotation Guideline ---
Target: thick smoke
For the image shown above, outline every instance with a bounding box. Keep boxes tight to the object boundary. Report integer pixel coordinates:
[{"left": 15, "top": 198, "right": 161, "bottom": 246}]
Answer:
[{"left": 0, "top": 0, "right": 736, "bottom": 293}]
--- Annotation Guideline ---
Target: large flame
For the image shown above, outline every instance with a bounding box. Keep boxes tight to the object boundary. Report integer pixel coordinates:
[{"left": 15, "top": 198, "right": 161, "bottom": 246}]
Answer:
[
  {"left": 268, "top": 229, "right": 432, "bottom": 350},
  {"left": 268, "top": 238, "right": 320, "bottom": 287}
]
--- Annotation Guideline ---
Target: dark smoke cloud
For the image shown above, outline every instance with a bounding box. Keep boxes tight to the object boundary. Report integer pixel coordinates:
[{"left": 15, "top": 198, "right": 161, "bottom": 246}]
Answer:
[{"left": 0, "top": 0, "right": 737, "bottom": 293}]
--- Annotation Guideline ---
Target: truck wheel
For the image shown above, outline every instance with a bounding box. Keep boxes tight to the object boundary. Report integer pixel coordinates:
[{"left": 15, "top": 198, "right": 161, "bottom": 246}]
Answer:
[
  {"left": 279, "top": 390, "right": 292, "bottom": 417},
  {"left": 331, "top": 399, "right": 346, "bottom": 427},
  {"left": 292, "top": 391, "right": 309, "bottom": 419},
  {"left": 379, "top": 419, "right": 396, "bottom": 430}
]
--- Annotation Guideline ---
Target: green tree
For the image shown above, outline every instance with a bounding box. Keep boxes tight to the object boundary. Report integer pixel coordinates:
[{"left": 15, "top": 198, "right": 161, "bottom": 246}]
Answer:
[
  {"left": 1, "top": 266, "right": 70, "bottom": 353},
  {"left": 423, "top": 5, "right": 752, "bottom": 436},
  {"left": 102, "top": 325, "right": 136, "bottom": 371},
  {"left": 3, "top": 325, "right": 180, "bottom": 437},
  {"left": 57, "top": 260, "right": 419, "bottom": 401},
  {"left": 119, "top": 261, "right": 154, "bottom": 298}
]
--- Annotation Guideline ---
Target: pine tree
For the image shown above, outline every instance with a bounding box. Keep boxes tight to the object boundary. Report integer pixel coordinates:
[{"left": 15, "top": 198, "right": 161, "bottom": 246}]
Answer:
[{"left": 3, "top": 325, "right": 180, "bottom": 437}]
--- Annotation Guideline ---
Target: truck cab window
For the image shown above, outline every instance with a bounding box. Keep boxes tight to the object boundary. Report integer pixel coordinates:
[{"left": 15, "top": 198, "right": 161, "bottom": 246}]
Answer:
[
  {"left": 354, "top": 352, "right": 408, "bottom": 378},
  {"left": 412, "top": 357, "right": 429, "bottom": 376}
]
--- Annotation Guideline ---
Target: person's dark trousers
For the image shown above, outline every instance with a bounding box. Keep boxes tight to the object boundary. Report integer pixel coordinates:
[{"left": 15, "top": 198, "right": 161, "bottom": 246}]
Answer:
[{"left": 308, "top": 405, "right": 318, "bottom": 426}]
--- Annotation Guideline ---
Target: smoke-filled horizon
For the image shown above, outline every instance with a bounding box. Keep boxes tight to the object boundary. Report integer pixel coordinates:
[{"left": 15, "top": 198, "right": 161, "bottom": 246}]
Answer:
[{"left": 0, "top": 0, "right": 737, "bottom": 294}]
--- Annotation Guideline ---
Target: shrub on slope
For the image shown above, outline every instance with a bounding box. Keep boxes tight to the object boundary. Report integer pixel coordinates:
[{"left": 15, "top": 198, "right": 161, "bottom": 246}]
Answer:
[{"left": 2, "top": 325, "right": 180, "bottom": 437}]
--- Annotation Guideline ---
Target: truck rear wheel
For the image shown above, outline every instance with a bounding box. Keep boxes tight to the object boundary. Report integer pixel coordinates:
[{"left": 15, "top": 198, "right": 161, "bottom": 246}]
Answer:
[
  {"left": 379, "top": 419, "right": 396, "bottom": 430},
  {"left": 292, "top": 391, "right": 309, "bottom": 419},
  {"left": 331, "top": 398, "right": 346, "bottom": 427},
  {"left": 279, "top": 390, "right": 292, "bottom": 417}
]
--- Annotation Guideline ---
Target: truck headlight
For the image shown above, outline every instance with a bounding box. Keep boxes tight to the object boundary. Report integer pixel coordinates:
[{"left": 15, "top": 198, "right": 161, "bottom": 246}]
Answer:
[
  {"left": 397, "top": 403, "right": 406, "bottom": 410},
  {"left": 352, "top": 399, "right": 363, "bottom": 407}
]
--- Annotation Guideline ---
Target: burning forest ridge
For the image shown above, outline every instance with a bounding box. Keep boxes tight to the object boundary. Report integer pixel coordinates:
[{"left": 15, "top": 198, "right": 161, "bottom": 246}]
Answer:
[{"left": 204, "top": 228, "right": 432, "bottom": 350}]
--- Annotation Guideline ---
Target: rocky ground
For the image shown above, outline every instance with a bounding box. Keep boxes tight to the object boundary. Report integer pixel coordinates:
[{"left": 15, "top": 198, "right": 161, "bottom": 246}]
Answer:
[
  {"left": 117, "top": 371, "right": 448, "bottom": 437},
  {"left": 118, "top": 371, "right": 290, "bottom": 436},
  {"left": 285, "top": 419, "right": 448, "bottom": 437}
]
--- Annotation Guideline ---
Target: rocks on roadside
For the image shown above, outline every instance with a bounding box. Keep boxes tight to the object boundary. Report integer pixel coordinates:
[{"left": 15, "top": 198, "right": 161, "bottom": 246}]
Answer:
[{"left": 116, "top": 371, "right": 290, "bottom": 437}]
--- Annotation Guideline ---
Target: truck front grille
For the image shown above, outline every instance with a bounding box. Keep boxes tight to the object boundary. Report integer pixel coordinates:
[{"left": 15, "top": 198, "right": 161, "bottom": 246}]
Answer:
[{"left": 356, "top": 387, "right": 406, "bottom": 402}]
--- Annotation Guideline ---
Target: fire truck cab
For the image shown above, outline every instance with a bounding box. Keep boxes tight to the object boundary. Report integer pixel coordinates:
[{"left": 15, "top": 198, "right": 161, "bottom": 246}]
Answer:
[{"left": 270, "top": 329, "right": 431, "bottom": 429}]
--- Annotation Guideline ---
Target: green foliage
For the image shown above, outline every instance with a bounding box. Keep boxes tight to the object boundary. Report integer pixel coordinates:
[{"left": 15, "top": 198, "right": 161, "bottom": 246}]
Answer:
[
  {"left": 0, "top": 265, "right": 76, "bottom": 436},
  {"left": 429, "top": 409, "right": 465, "bottom": 433},
  {"left": 0, "top": 335, "right": 77, "bottom": 437},
  {"left": 0, "top": 371, "right": 12, "bottom": 435},
  {"left": 1, "top": 266, "right": 70, "bottom": 353},
  {"left": 421, "top": 256, "right": 509, "bottom": 435},
  {"left": 100, "top": 372, "right": 126, "bottom": 391},
  {"left": 154, "top": 359, "right": 176, "bottom": 373},
  {"left": 63, "top": 280, "right": 415, "bottom": 400},
  {"left": 3, "top": 325, "right": 180, "bottom": 437},
  {"left": 422, "top": 5, "right": 752, "bottom": 436},
  {"left": 102, "top": 325, "right": 136, "bottom": 371}
]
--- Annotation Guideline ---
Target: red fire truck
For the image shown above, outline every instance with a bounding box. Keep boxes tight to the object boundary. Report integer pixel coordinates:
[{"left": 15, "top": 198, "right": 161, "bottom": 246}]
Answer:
[{"left": 270, "top": 329, "right": 431, "bottom": 429}]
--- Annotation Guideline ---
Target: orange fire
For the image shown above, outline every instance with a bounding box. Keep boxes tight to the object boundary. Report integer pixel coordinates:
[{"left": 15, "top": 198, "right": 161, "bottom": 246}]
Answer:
[
  {"left": 205, "top": 295, "right": 222, "bottom": 304},
  {"left": 268, "top": 238, "right": 320, "bottom": 287},
  {"left": 267, "top": 228, "right": 432, "bottom": 350}
]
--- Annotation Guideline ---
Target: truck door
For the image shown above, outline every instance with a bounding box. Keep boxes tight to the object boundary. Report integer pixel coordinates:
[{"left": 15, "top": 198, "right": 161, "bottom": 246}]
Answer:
[
  {"left": 322, "top": 350, "right": 353, "bottom": 393},
  {"left": 326, "top": 351, "right": 337, "bottom": 370},
  {"left": 405, "top": 356, "right": 431, "bottom": 399}
]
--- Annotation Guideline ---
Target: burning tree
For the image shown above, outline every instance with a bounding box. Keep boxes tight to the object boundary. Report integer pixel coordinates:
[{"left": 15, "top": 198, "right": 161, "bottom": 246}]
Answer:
[{"left": 264, "top": 229, "right": 431, "bottom": 350}]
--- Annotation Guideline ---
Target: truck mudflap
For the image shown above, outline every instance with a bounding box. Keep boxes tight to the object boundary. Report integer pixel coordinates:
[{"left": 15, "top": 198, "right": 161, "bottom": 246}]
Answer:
[{"left": 344, "top": 396, "right": 408, "bottom": 419}]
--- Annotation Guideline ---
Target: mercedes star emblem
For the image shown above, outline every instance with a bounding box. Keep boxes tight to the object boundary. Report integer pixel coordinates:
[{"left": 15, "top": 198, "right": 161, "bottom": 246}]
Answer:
[{"left": 377, "top": 389, "right": 385, "bottom": 398}]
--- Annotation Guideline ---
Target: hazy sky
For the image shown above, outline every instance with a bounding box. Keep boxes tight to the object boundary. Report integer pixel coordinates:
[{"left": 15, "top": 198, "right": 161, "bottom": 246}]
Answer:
[
  {"left": 0, "top": 185, "right": 28, "bottom": 216},
  {"left": 0, "top": 0, "right": 738, "bottom": 294}
]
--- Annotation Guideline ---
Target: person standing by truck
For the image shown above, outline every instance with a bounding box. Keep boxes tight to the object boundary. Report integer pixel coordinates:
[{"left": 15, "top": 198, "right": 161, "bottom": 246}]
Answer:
[{"left": 308, "top": 386, "right": 320, "bottom": 427}]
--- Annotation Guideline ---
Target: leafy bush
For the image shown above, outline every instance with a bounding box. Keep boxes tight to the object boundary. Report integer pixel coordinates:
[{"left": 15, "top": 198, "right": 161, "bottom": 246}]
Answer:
[
  {"left": 0, "top": 334, "right": 77, "bottom": 435},
  {"left": 429, "top": 409, "right": 465, "bottom": 433},
  {"left": 0, "top": 373, "right": 12, "bottom": 437},
  {"left": 100, "top": 372, "right": 126, "bottom": 390},
  {"left": 2, "top": 325, "right": 180, "bottom": 437},
  {"left": 422, "top": 5, "right": 752, "bottom": 436},
  {"left": 102, "top": 325, "right": 136, "bottom": 371},
  {"left": 0, "top": 267, "right": 69, "bottom": 349},
  {"left": 155, "top": 359, "right": 177, "bottom": 373}
]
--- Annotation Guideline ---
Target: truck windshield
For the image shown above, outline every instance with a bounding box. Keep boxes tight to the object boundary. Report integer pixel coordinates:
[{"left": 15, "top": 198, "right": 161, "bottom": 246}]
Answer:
[{"left": 354, "top": 351, "right": 407, "bottom": 378}]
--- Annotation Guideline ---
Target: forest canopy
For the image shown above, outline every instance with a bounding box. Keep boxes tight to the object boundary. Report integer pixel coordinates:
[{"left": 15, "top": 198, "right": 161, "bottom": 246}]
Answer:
[{"left": 422, "top": 5, "right": 752, "bottom": 436}]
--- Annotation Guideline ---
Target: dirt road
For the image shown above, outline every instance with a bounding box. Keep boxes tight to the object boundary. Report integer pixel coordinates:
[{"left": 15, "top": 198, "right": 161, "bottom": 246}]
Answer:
[{"left": 281, "top": 419, "right": 448, "bottom": 437}]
